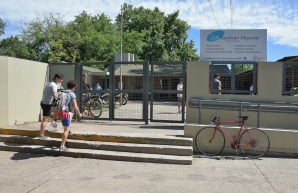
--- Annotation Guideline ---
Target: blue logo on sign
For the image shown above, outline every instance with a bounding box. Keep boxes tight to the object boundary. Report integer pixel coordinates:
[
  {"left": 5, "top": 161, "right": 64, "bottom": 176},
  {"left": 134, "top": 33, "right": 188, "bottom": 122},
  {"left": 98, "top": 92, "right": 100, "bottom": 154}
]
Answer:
[{"left": 207, "top": 30, "right": 224, "bottom": 42}]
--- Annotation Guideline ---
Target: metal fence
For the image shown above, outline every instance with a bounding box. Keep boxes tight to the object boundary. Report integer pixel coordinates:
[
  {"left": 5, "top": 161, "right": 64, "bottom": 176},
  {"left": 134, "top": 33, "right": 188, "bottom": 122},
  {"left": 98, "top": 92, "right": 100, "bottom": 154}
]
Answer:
[{"left": 49, "top": 61, "right": 186, "bottom": 124}]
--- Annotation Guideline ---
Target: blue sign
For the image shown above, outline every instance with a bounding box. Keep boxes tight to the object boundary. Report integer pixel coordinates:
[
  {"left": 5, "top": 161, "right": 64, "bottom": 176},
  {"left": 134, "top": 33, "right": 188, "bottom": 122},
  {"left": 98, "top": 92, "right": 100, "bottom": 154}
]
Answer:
[{"left": 206, "top": 30, "right": 224, "bottom": 42}]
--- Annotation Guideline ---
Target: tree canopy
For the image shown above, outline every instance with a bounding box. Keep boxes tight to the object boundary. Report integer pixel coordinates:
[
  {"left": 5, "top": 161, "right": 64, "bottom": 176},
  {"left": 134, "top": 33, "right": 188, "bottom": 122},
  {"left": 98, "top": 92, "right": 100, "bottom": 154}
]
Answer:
[
  {"left": 0, "top": 18, "right": 5, "bottom": 36},
  {"left": 0, "top": 5, "right": 200, "bottom": 67},
  {"left": 115, "top": 4, "right": 199, "bottom": 62}
]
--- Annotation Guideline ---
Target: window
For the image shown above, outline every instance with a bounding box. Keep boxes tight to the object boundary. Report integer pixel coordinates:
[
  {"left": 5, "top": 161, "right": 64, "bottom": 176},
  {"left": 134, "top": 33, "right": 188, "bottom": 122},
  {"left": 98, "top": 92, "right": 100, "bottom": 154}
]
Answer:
[
  {"left": 210, "top": 62, "right": 257, "bottom": 95},
  {"left": 282, "top": 62, "right": 298, "bottom": 96}
]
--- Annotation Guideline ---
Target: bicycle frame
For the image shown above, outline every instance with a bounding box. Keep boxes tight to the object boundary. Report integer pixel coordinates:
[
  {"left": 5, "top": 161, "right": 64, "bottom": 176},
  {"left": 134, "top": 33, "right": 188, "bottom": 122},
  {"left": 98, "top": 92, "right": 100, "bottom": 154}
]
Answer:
[{"left": 212, "top": 119, "right": 253, "bottom": 147}]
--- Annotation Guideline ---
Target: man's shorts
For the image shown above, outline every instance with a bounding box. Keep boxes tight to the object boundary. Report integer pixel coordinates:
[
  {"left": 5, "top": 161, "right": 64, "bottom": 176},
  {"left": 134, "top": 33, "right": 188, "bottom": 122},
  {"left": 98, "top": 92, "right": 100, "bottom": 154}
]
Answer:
[
  {"left": 178, "top": 97, "right": 183, "bottom": 102},
  {"left": 62, "top": 118, "right": 71, "bottom": 126},
  {"left": 40, "top": 102, "right": 51, "bottom": 117}
]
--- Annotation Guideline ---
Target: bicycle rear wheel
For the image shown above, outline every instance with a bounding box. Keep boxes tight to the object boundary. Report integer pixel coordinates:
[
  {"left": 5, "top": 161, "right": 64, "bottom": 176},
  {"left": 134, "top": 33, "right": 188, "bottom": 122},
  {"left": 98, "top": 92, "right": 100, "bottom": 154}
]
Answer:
[
  {"left": 89, "top": 101, "right": 102, "bottom": 117},
  {"left": 82, "top": 104, "right": 88, "bottom": 116},
  {"left": 195, "top": 127, "right": 225, "bottom": 156},
  {"left": 239, "top": 128, "right": 270, "bottom": 159}
]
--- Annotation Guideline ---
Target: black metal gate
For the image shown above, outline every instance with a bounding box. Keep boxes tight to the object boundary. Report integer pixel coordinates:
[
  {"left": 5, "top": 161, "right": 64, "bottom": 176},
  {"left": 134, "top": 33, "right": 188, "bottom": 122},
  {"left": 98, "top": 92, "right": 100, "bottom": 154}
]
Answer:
[
  {"left": 149, "top": 61, "right": 186, "bottom": 123},
  {"left": 49, "top": 61, "right": 186, "bottom": 124}
]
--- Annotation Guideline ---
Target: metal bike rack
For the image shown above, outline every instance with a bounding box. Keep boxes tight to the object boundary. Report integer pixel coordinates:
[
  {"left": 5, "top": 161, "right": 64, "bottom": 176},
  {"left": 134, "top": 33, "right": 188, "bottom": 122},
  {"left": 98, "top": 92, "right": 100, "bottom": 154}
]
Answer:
[{"left": 189, "top": 98, "right": 298, "bottom": 128}]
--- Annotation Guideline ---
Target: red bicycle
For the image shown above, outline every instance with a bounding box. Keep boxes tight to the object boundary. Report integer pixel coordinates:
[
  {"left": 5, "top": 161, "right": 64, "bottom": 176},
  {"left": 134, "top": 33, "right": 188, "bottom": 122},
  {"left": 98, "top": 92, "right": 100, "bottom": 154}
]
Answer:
[{"left": 195, "top": 114, "right": 270, "bottom": 159}]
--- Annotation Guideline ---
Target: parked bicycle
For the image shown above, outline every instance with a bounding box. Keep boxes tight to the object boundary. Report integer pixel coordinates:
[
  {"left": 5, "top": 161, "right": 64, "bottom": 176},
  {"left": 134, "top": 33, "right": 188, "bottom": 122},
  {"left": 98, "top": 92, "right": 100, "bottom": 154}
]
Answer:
[
  {"left": 82, "top": 93, "right": 102, "bottom": 118},
  {"left": 101, "top": 92, "right": 128, "bottom": 105},
  {"left": 195, "top": 114, "right": 270, "bottom": 159}
]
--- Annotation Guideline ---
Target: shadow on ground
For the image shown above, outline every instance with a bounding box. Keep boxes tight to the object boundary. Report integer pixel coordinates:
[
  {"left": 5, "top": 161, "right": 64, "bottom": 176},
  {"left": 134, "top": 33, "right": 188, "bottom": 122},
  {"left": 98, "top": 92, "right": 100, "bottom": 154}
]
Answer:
[{"left": 10, "top": 152, "right": 49, "bottom": 161}]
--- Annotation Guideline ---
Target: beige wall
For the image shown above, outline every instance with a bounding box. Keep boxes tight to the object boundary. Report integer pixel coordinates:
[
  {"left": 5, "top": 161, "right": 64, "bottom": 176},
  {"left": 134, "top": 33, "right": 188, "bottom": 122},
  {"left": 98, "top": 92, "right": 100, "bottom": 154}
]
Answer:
[
  {"left": 0, "top": 56, "right": 48, "bottom": 127},
  {"left": 0, "top": 57, "right": 9, "bottom": 127},
  {"left": 186, "top": 61, "right": 298, "bottom": 130}
]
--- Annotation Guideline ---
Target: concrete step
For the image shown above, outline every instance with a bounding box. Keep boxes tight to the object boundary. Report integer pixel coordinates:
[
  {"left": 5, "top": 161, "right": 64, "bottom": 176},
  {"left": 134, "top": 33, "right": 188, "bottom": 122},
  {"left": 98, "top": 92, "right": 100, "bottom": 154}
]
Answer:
[
  {"left": 0, "top": 128, "right": 192, "bottom": 146},
  {"left": 0, "top": 141, "right": 192, "bottom": 165},
  {"left": 0, "top": 135, "right": 193, "bottom": 156}
]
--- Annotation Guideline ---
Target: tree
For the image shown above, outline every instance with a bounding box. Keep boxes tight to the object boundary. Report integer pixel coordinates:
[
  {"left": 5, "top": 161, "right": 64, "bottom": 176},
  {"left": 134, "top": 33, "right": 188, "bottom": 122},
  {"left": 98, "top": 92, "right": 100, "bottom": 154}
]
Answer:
[
  {"left": 0, "top": 36, "right": 32, "bottom": 59},
  {"left": 235, "top": 64, "right": 253, "bottom": 72},
  {"left": 115, "top": 4, "right": 199, "bottom": 62},
  {"left": 0, "top": 18, "right": 5, "bottom": 36},
  {"left": 70, "top": 11, "right": 119, "bottom": 64},
  {"left": 19, "top": 13, "right": 80, "bottom": 63}
]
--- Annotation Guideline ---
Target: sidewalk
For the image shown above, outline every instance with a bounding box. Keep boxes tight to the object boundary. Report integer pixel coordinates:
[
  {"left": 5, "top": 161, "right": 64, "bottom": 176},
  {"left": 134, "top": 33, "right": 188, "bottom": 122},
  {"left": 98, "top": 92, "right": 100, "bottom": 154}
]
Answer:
[{"left": 4, "top": 120, "right": 185, "bottom": 137}]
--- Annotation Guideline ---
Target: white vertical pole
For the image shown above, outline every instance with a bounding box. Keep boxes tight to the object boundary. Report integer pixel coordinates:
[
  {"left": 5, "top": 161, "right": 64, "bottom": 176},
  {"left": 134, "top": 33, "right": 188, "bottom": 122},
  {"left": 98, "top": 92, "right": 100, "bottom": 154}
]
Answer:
[
  {"left": 120, "top": 4, "right": 123, "bottom": 89},
  {"left": 120, "top": 5, "right": 123, "bottom": 105}
]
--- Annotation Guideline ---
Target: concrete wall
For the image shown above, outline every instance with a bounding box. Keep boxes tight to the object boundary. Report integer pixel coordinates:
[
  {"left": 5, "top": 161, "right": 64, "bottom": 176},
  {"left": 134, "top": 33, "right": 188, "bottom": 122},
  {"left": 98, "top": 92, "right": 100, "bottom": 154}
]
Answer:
[
  {"left": 186, "top": 61, "right": 298, "bottom": 130},
  {"left": 0, "top": 56, "right": 48, "bottom": 127}
]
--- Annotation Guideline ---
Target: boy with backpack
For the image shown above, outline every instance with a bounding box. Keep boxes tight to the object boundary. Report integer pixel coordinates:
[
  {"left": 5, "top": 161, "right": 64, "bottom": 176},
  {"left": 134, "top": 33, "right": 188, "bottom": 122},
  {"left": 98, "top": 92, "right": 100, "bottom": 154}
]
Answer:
[{"left": 54, "top": 80, "right": 82, "bottom": 151}]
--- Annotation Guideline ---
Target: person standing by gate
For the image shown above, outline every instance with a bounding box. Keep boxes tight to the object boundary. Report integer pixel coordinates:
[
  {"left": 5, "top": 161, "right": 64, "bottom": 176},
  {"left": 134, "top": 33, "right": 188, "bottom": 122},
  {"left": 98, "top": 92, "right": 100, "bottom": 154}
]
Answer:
[
  {"left": 82, "top": 73, "right": 93, "bottom": 116},
  {"left": 177, "top": 78, "right": 183, "bottom": 114},
  {"left": 213, "top": 73, "right": 222, "bottom": 95}
]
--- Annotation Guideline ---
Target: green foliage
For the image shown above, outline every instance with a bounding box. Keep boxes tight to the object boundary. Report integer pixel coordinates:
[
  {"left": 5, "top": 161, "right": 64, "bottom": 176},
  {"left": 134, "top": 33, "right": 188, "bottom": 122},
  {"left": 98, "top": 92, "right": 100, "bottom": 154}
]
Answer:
[
  {"left": 2, "top": 5, "right": 200, "bottom": 65},
  {"left": 0, "top": 36, "right": 32, "bottom": 59},
  {"left": 23, "top": 121, "right": 30, "bottom": 125},
  {"left": 70, "top": 11, "right": 119, "bottom": 63},
  {"left": 0, "top": 18, "right": 5, "bottom": 36},
  {"left": 235, "top": 64, "right": 253, "bottom": 72},
  {"left": 115, "top": 4, "right": 199, "bottom": 61},
  {"left": 19, "top": 13, "right": 74, "bottom": 63}
]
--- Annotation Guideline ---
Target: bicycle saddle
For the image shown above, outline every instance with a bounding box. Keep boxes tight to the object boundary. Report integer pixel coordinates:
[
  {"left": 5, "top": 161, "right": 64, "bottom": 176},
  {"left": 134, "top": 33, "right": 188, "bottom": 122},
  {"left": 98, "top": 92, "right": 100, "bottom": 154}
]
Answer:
[{"left": 238, "top": 116, "right": 249, "bottom": 120}]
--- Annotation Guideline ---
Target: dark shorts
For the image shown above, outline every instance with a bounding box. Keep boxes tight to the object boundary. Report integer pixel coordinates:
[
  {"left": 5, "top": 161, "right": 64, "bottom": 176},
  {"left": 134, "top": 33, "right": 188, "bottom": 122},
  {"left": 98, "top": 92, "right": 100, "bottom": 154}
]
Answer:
[{"left": 40, "top": 102, "right": 51, "bottom": 117}]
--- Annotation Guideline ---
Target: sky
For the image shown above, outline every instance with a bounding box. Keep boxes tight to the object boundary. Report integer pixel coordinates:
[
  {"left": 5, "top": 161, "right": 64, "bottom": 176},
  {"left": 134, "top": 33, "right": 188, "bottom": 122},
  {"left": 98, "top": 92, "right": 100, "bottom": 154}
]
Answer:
[{"left": 0, "top": 0, "right": 297, "bottom": 62}]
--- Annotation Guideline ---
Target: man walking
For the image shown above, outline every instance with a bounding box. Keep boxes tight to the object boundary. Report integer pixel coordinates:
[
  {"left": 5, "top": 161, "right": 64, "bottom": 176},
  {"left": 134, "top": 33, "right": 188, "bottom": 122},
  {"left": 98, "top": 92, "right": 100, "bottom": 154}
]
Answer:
[{"left": 39, "top": 73, "right": 63, "bottom": 139}]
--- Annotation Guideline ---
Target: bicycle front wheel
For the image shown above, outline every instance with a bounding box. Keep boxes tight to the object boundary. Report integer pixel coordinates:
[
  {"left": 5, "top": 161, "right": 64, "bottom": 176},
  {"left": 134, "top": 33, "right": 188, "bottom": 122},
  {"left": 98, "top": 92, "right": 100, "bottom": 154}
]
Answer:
[
  {"left": 89, "top": 101, "right": 102, "bottom": 118},
  {"left": 239, "top": 128, "right": 270, "bottom": 159},
  {"left": 195, "top": 127, "right": 225, "bottom": 156}
]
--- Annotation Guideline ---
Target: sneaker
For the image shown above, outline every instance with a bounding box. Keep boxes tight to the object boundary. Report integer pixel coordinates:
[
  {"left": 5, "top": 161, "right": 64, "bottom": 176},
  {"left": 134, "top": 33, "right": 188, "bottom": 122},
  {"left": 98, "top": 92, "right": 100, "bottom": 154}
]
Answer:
[
  {"left": 38, "top": 135, "right": 50, "bottom": 140},
  {"left": 50, "top": 122, "right": 57, "bottom": 128},
  {"left": 59, "top": 146, "right": 69, "bottom": 151},
  {"left": 178, "top": 110, "right": 180, "bottom": 114}
]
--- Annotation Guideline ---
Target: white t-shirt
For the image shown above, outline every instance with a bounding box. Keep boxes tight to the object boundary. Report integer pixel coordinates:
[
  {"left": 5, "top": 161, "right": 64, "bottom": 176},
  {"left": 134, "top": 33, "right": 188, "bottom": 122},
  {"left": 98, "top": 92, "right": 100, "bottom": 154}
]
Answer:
[
  {"left": 41, "top": 82, "right": 57, "bottom": 105},
  {"left": 177, "top": 83, "right": 183, "bottom": 98},
  {"left": 250, "top": 85, "right": 254, "bottom": 95}
]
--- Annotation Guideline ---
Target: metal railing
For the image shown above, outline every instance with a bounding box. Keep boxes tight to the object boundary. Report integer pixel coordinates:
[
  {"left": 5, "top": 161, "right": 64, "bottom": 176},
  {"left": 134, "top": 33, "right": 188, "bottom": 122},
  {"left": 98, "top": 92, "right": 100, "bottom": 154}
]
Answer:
[{"left": 189, "top": 98, "right": 298, "bottom": 128}]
